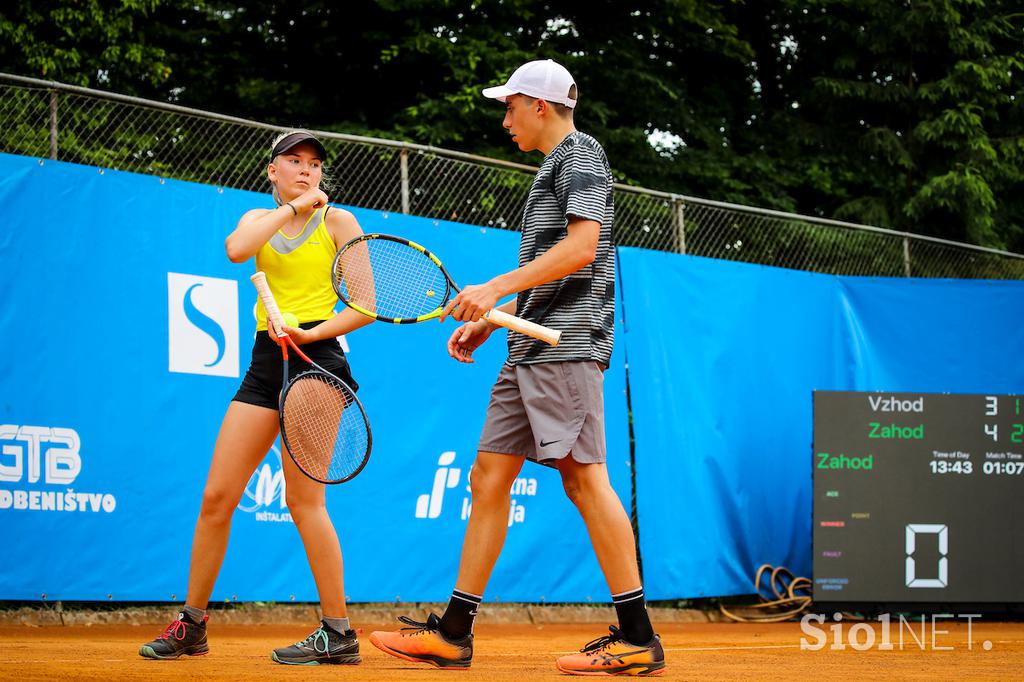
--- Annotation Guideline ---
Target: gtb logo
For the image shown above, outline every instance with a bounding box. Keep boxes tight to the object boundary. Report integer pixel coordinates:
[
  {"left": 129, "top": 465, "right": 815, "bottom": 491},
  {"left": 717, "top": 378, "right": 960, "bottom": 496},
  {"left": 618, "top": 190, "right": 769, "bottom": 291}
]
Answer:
[
  {"left": 0, "top": 425, "right": 117, "bottom": 514},
  {"left": 168, "top": 272, "right": 239, "bottom": 377},
  {"left": 0, "top": 425, "right": 80, "bottom": 484},
  {"left": 415, "top": 451, "right": 461, "bottom": 519}
]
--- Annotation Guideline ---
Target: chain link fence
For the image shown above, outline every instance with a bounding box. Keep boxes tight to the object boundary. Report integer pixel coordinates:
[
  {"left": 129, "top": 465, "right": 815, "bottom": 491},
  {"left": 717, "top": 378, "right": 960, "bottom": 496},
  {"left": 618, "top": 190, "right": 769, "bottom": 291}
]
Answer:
[{"left": 3, "top": 72, "right": 1022, "bottom": 279}]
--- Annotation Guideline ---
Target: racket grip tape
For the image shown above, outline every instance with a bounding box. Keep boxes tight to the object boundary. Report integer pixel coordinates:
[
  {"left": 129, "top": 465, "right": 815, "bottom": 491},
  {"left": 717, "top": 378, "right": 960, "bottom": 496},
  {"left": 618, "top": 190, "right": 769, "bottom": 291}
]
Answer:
[
  {"left": 485, "top": 309, "right": 562, "bottom": 346},
  {"left": 250, "top": 272, "right": 287, "bottom": 337}
]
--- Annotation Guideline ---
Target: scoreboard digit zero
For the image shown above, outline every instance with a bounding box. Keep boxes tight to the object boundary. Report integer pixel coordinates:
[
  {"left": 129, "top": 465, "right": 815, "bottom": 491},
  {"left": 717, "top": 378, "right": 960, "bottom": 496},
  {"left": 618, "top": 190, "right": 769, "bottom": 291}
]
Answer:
[{"left": 813, "top": 391, "right": 1024, "bottom": 607}]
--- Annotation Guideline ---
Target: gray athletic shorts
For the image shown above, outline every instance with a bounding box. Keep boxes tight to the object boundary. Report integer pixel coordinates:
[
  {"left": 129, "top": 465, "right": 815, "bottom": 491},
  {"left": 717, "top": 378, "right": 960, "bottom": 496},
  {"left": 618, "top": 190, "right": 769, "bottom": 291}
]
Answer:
[{"left": 477, "top": 360, "right": 607, "bottom": 466}]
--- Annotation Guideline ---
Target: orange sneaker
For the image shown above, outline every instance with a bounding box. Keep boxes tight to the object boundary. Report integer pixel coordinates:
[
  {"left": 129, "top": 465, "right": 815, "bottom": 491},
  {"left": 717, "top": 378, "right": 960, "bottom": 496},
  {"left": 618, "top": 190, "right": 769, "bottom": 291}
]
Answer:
[
  {"left": 369, "top": 614, "right": 473, "bottom": 669},
  {"left": 555, "top": 625, "right": 665, "bottom": 676}
]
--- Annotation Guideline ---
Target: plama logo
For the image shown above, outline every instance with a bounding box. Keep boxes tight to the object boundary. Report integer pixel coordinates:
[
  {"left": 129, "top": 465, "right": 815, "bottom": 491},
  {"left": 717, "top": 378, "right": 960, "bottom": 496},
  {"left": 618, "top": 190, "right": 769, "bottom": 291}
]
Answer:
[
  {"left": 168, "top": 272, "right": 239, "bottom": 377},
  {"left": 237, "top": 445, "right": 291, "bottom": 523}
]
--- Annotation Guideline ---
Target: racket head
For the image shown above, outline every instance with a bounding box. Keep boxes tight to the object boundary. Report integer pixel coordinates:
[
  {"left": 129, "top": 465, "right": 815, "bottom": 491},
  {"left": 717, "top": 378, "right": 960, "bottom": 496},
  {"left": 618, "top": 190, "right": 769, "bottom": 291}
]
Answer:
[
  {"left": 332, "top": 233, "right": 455, "bottom": 323},
  {"left": 279, "top": 369, "right": 371, "bottom": 484}
]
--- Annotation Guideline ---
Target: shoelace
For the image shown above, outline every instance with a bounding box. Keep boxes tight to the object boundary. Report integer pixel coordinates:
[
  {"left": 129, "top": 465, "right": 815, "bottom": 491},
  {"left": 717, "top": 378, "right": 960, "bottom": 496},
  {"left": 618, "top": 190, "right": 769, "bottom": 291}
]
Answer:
[
  {"left": 580, "top": 625, "right": 625, "bottom": 653},
  {"left": 580, "top": 626, "right": 644, "bottom": 666},
  {"left": 294, "top": 627, "right": 331, "bottom": 653},
  {"left": 158, "top": 619, "right": 187, "bottom": 641},
  {"left": 397, "top": 614, "right": 441, "bottom": 637}
]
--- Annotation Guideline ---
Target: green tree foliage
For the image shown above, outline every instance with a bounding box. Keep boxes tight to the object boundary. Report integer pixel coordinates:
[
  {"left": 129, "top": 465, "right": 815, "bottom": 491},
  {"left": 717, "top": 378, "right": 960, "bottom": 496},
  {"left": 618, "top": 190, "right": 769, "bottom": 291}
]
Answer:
[
  {"left": 0, "top": 0, "right": 172, "bottom": 88},
  {"left": 764, "top": 0, "right": 1024, "bottom": 248},
  {"left": 1, "top": 0, "right": 1021, "bottom": 251}
]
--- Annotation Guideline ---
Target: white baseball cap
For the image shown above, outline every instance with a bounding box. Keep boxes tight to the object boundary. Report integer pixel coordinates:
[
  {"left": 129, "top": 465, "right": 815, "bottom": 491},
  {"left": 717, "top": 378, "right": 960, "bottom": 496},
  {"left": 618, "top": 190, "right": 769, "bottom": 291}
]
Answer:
[{"left": 482, "top": 59, "right": 577, "bottom": 109}]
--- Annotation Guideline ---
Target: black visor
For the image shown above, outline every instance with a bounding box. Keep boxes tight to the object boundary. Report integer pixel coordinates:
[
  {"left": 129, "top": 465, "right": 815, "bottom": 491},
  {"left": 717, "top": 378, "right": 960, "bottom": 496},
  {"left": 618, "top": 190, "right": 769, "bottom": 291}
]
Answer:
[{"left": 271, "top": 131, "right": 328, "bottom": 163}]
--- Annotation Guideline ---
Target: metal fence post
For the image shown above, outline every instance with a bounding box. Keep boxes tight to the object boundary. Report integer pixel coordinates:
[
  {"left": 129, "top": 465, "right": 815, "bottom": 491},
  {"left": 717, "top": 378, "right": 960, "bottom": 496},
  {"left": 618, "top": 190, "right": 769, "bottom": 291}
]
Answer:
[
  {"left": 674, "top": 198, "right": 686, "bottom": 254},
  {"left": 400, "top": 148, "right": 410, "bottom": 214},
  {"left": 48, "top": 90, "right": 58, "bottom": 160},
  {"left": 903, "top": 237, "right": 911, "bottom": 277}
]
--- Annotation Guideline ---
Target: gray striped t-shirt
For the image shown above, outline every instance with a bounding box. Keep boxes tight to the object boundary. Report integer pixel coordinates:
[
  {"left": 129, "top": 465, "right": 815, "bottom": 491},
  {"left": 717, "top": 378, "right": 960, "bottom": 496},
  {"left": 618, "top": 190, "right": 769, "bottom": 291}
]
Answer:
[{"left": 507, "top": 131, "right": 615, "bottom": 366}]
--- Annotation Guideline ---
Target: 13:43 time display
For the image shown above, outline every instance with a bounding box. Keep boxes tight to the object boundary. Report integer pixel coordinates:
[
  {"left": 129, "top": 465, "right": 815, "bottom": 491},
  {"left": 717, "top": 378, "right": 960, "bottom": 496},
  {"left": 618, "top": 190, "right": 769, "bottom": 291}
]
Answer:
[{"left": 929, "top": 460, "right": 973, "bottom": 475}]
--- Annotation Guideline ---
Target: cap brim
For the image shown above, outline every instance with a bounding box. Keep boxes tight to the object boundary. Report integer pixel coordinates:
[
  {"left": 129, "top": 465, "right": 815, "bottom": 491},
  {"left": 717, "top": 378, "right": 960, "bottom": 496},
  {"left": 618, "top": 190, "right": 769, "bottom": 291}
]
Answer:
[
  {"left": 273, "top": 133, "right": 328, "bottom": 163},
  {"left": 481, "top": 85, "right": 516, "bottom": 102}
]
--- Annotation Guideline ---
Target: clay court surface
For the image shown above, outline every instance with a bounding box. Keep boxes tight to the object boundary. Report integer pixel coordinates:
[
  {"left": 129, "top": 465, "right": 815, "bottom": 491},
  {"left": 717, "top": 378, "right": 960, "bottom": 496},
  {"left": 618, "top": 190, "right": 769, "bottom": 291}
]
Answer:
[{"left": 2, "top": 619, "right": 1023, "bottom": 681}]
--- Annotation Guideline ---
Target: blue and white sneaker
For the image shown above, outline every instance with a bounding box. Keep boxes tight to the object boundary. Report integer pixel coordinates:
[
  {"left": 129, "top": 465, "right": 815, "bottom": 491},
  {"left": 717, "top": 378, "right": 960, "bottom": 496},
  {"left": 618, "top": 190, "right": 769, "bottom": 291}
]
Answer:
[{"left": 271, "top": 621, "right": 361, "bottom": 665}]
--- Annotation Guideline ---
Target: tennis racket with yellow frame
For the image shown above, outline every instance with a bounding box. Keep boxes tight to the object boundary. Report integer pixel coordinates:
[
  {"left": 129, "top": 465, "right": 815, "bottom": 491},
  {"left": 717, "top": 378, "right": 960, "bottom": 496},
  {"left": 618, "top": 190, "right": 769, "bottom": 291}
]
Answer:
[{"left": 331, "top": 233, "right": 561, "bottom": 346}]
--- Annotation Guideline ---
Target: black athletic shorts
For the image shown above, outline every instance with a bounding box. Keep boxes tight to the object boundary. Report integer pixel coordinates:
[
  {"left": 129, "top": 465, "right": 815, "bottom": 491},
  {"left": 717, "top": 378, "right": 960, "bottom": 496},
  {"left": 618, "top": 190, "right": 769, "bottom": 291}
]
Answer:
[{"left": 232, "top": 321, "right": 358, "bottom": 410}]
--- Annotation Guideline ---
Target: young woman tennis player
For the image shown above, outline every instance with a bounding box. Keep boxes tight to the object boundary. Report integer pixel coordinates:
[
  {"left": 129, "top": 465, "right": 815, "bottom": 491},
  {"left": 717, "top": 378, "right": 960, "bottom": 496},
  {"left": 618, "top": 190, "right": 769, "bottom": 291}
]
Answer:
[{"left": 139, "top": 130, "right": 374, "bottom": 665}]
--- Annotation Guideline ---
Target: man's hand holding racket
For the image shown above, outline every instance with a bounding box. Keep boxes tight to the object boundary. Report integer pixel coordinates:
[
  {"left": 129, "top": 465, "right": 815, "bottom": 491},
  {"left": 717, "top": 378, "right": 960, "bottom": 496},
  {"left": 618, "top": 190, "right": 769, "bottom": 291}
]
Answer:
[{"left": 439, "top": 280, "right": 504, "bottom": 324}]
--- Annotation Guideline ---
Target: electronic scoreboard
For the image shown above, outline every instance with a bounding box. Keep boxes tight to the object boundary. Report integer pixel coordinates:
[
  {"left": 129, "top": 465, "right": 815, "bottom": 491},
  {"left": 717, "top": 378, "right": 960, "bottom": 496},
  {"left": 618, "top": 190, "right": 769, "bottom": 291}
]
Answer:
[{"left": 813, "top": 391, "right": 1023, "bottom": 607}]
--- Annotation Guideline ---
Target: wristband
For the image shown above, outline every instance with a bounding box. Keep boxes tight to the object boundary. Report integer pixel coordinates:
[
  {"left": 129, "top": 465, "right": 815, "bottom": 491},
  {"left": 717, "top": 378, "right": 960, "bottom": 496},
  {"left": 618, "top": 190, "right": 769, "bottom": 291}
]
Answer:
[{"left": 286, "top": 202, "right": 298, "bottom": 215}]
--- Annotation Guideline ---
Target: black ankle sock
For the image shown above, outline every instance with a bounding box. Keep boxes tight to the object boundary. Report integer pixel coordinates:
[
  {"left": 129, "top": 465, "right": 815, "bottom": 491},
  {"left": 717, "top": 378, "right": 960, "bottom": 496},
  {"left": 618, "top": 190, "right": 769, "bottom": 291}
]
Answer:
[
  {"left": 438, "top": 588, "right": 482, "bottom": 639},
  {"left": 613, "top": 587, "right": 654, "bottom": 645}
]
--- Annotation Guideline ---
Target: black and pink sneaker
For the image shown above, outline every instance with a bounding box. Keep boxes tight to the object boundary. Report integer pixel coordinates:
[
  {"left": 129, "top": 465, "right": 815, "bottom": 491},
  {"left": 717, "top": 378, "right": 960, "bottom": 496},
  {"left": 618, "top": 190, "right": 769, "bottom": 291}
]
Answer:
[{"left": 139, "top": 612, "right": 210, "bottom": 659}]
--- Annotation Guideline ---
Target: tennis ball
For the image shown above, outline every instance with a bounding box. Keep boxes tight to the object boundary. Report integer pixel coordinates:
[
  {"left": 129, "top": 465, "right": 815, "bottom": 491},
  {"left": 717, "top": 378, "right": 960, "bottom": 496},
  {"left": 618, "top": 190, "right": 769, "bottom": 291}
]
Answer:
[{"left": 281, "top": 312, "right": 299, "bottom": 328}]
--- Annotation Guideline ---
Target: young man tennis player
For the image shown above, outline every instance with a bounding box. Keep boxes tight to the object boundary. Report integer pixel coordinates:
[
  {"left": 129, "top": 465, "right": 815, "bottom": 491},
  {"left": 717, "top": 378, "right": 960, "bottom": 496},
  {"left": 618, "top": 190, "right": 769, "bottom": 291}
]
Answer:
[{"left": 369, "top": 59, "right": 665, "bottom": 676}]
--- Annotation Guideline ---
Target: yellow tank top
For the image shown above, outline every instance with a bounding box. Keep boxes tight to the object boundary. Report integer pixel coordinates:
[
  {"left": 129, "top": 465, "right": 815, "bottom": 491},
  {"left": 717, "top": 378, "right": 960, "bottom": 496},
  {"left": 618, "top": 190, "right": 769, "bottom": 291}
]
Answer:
[{"left": 254, "top": 207, "right": 338, "bottom": 331}]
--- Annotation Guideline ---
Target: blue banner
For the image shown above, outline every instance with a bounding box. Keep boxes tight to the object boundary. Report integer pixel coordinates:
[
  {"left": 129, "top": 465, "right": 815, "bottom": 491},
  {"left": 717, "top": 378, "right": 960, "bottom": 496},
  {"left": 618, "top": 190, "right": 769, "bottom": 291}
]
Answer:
[
  {"left": 618, "top": 248, "right": 1024, "bottom": 599},
  {"left": 0, "top": 154, "right": 631, "bottom": 603},
  {"left": 4, "top": 152, "right": 1021, "bottom": 604}
]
